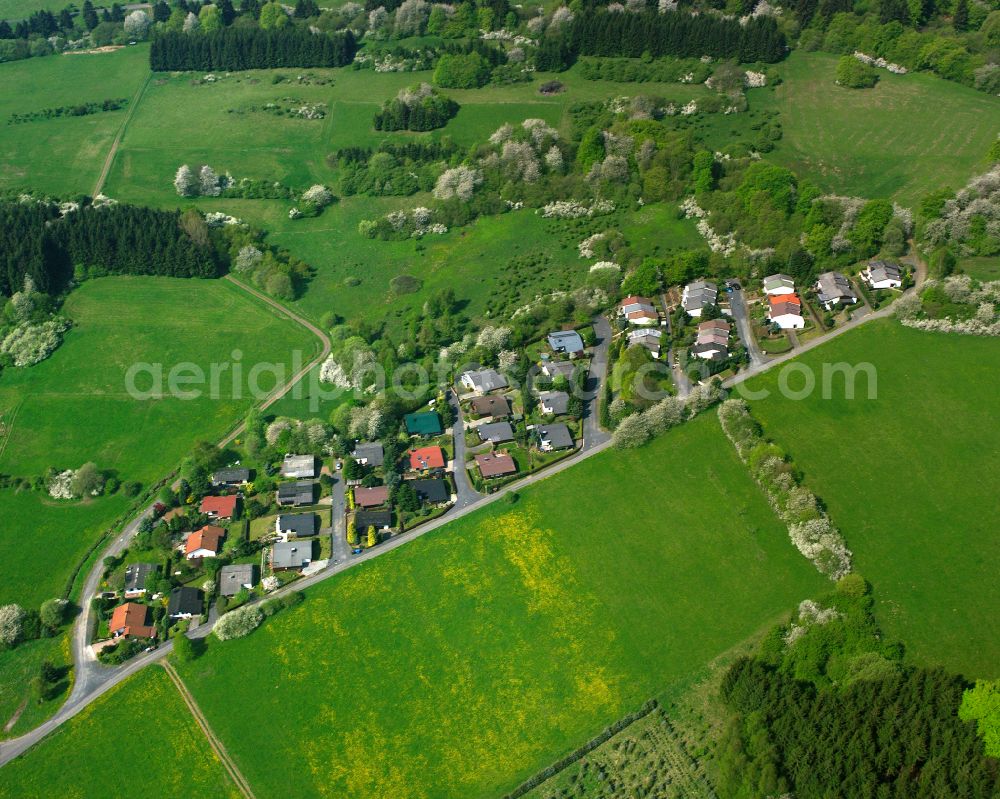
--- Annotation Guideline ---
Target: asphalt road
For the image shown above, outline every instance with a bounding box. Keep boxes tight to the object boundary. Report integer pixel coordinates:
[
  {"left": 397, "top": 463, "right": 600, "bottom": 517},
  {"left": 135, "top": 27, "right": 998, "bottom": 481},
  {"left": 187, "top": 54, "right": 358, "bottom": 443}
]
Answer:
[{"left": 727, "top": 286, "right": 767, "bottom": 367}]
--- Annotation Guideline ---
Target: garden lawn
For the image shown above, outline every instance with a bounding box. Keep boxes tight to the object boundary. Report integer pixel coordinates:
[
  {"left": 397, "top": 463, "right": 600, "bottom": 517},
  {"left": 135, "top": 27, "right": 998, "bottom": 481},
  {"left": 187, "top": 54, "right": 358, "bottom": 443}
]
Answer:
[
  {"left": 178, "top": 414, "right": 825, "bottom": 799},
  {"left": 0, "top": 46, "right": 149, "bottom": 196},
  {"left": 746, "top": 319, "right": 1000, "bottom": 679},
  {"left": 0, "top": 667, "right": 241, "bottom": 799},
  {"left": 0, "top": 275, "right": 313, "bottom": 608},
  {"left": 756, "top": 51, "right": 1000, "bottom": 206}
]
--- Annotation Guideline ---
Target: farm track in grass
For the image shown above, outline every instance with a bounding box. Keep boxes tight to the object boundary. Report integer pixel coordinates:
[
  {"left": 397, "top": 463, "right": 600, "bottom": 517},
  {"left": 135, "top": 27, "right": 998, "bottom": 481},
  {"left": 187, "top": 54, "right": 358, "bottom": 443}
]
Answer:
[{"left": 92, "top": 70, "right": 151, "bottom": 197}]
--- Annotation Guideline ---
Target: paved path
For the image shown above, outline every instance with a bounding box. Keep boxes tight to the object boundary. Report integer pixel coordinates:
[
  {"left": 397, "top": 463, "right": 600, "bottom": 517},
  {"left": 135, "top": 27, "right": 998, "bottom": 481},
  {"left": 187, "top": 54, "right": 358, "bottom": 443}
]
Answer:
[
  {"left": 162, "top": 662, "right": 256, "bottom": 799},
  {"left": 448, "top": 390, "right": 482, "bottom": 510},
  {"left": 582, "top": 315, "right": 612, "bottom": 448},
  {"left": 92, "top": 72, "right": 151, "bottom": 197},
  {"left": 726, "top": 286, "right": 767, "bottom": 367},
  {"left": 0, "top": 260, "right": 924, "bottom": 767}
]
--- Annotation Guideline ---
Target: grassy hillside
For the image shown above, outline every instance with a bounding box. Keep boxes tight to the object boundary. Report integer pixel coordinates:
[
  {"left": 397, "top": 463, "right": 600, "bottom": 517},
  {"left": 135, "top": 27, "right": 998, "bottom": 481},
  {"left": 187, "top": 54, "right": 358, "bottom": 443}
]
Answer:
[
  {"left": 0, "top": 667, "right": 241, "bottom": 799},
  {"left": 177, "top": 414, "right": 825, "bottom": 799},
  {"left": 747, "top": 319, "right": 1000, "bottom": 679},
  {"left": 0, "top": 276, "right": 313, "bottom": 608},
  {"left": 0, "top": 46, "right": 149, "bottom": 196},
  {"left": 757, "top": 51, "right": 1000, "bottom": 206}
]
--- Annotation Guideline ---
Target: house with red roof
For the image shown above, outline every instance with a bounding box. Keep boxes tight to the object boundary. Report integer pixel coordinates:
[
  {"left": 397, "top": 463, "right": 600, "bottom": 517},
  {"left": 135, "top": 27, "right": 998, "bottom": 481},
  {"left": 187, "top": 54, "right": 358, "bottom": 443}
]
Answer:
[
  {"left": 199, "top": 494, "right": 238, "bottom": 520},
  {"left": 409, "top": 446, "right": 446, "bottom": 472},
  {"left": 185, "top": 525, "right": 226, "bottom": 559},
  {"left": 109, "top": 602, "right": 156, "bottom": 640},
  {"left": 767, "top": 294, "right": 805, "bottom": 330}
]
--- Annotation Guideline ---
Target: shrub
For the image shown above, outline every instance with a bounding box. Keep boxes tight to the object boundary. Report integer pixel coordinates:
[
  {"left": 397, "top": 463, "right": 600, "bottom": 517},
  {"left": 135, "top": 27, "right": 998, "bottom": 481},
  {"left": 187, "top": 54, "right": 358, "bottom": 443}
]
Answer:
[
  {"left": 836, "top": 55, "right": 878, "bottom": 88},
  {"left": 213, "top": 604, "right": 264, "bottom": 640},
  {"left": 0, "top": 604, "right": 26, "bottom": 646}
]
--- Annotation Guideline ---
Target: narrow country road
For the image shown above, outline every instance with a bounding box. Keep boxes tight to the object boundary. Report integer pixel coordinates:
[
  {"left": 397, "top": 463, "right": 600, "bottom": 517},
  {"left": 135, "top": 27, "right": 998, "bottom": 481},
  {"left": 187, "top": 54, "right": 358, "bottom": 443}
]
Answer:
[
  {"left": 449, "top": 389, "right": 483, "bottom": 509},
  {"left": 92, "top": 72, "right": 151, "bottom": 197},
  {"left": 727, "top": 285, "right": 767, "bottom": 367},
  {"left": 0, "top": 259, "right": 924, "bottom": 767}
]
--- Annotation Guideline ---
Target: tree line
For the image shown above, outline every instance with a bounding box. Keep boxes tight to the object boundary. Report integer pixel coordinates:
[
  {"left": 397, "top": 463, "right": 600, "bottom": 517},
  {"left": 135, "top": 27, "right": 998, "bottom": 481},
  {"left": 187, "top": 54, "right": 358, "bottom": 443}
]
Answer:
[
  {"left": 149, "top": 27, "right": 356, "bottom": 71},
  {"left": 0, "top": 201, "right": 220, "bottom": 297},
  {"left": 373, "top": 91, "right": 459, "bottom": 132}
]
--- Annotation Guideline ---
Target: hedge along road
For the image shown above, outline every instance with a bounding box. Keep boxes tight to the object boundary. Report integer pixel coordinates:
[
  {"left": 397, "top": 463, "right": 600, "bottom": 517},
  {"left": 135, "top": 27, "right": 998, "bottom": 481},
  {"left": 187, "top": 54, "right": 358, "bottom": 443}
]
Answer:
[{"left": 0, "top": 260, "right": 924, "bottom": 768}]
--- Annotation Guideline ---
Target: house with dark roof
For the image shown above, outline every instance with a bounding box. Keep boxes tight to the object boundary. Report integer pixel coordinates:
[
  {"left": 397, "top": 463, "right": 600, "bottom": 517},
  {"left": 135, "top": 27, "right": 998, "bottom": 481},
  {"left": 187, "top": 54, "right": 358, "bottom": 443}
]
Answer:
[
  {"left": 862, "top": 260, "right": 903, "bottom": 290},
  {"left": 409, "top": 446, "right": 446, "bottom": 472},
  {"left": 539, "top": 390, "right": 569, "bottom": 415},
  {"left": 211, "top": 467, "right": 250, "bottom": 488},
  {"left": 276, "top": 513, "right": 318, "bottom": 539},
  {"left": 410, "top": 478, "right": 450, "bottom": 504},
  {"left": 110, "top": 602, "right": 156, "bottom": 639},
  {"left": 277, "top": 480, "right": 315, "bottom": 507},
  {"left": 540, "top": 360, "right": 577, "bottom": 381},
  {"left": 469, "top": 395, "right": 511, "bottom": 419},
  {"left": 681, "top": 281, "right": 718, "bottom": 317},
  {"left": 404, "top": 412, "right": 443, "bottom": 436},
  {"left": 271, "top": 541, "right": 312, "bottom": 571},
  {"left": 354, "top": 485, "right": 390, "bottom": 509},
  {"left": 199, "top": 495, "right": 238, "bottom": 520},
  {"left": 168, "top": 587, "right": 203, "bottom": 619},
  {"left": 815, "top": 271, "right": 857, "bottom": 310},
  {"left": 352, "top": 442, "right": 384, "bottom": 467},
  {"left": 537, "top": 423, "right": 574, "bottom": 451},
  {"left": 281, "top": 454, "right": 316, "bottom": 479},
  {"left": 547, "top": 330, "right": 585, "bottom": 356},
  {"left": 477, "top": 421, "right": 515, "bottom": 444},
  {"left": 459, "top": 369, "right": 509, "bottom": 395},
  {"left": 185, "top": 525, "right": 226, "bottom": 559},
  {"left": 123, "top": 563, "right": 159, "bottom": 597},
  {"left": 219, "top": 563, "right": 257, "bottom": 597},
  {"left": 354, "top": 510, "right": 392, "bottom": 533},
  {"left": 475, "top": 452, "right": 517, "bottom": 479},
  {"left": 627, "top": 327, "right": 663, "bottom": 358}
]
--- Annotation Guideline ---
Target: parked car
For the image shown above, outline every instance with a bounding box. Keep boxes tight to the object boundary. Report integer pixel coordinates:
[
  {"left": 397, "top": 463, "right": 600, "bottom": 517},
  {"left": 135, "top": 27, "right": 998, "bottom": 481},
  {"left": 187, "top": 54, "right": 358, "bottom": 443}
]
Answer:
[{"left": 352, "top": 548, "right": 363, "bottom": 555}]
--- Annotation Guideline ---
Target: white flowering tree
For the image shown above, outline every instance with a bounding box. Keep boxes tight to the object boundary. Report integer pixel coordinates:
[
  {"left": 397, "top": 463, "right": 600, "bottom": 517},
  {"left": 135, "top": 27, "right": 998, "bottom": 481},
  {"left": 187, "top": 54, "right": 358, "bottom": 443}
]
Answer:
[
  {"left": 612, "top": 412, "right": 651, "bottom": 449},
  {"left": 394, "top": 0, "right": 429, "bottom": 36},
  {"left": 235, "top": 245, "right": 263, "bottom": 273},
  {"left": 433, "top": 166, "right": 482, "bottom": 201},
  {"left": 214, "top": 605, "right": 263, "bottom": 640},
  {"left": 182, "top": 11, "right": 200, "bottom": 32},
  {"left": 199, "top": 165, "right": 221, "bottom": 197},
  {"left": 123, "top": 9, "right": 150, "bottom": 38},
  {"left": 301, "top": 184, "right": 334, "bottom": 208},
  {"left": 0, "top": 604, "right": 25, "bottom": 646},
  {"left": 173, "top": 164, "right": 197, "bottom": 197}
]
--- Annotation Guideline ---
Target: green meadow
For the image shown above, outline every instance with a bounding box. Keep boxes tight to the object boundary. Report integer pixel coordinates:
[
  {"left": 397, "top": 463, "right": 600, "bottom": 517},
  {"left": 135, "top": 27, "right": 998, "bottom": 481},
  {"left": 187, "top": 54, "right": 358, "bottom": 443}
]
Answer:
[
  {"left": 177, "top": 414, "right": 825, "bottom": 799},
  {"left": 0, "top": 46, "right": 149, "bottom": 196},
  {"left": 758, "top": 51, "right": 1000, "bottom": 206},
  {"left": 0, "top": 276, "right": 313, "bottom": 608},
  {"left": 0, "top": 667, "right": 241, "bottom": 799},
  {"left": 746, "top": 319, "right": 1000, "bottom": 679}
]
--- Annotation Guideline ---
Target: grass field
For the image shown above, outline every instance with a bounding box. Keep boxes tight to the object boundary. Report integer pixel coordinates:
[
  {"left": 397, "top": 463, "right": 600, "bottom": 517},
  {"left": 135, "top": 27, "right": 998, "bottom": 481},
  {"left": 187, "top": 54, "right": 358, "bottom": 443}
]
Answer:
[
  {"left": 0, "top": 634, "right": 70, "bottom": 740},
  {"left": 757, "top": 51, "right": 1000, "bottom": 206},
  {"left": 0, "top": 667, "right": 241, "bottom": 799},
  {"left": 746, "top": 319, "right": 1000, "bottom": 679},
  {"left": 0, "top": 276, "right": 313, "bottom": 608},
  {"left": 0, "top": 46, "right": 149, "bottom": 196},
  {"left": 176, "top": 414, "right": 825, "bottom": 799}
]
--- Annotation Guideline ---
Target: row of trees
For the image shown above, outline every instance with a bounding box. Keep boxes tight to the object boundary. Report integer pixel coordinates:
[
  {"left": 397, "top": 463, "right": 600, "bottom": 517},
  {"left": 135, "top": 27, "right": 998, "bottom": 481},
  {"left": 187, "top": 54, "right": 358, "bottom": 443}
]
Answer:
[
  {"left": 0, "top": 201, "right": 220, "bottom": 298},
  {"left": 149, "top": 27, "right": 356, "bottom": 71}
]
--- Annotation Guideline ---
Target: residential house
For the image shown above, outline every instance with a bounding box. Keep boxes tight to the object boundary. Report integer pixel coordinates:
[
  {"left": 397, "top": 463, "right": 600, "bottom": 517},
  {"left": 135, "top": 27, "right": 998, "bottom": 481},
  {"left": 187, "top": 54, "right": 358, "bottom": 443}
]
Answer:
[
  {"left": 459, "top": 368, "right": 508, "bottom": 395},
  {"left": 276, "top": 480, "right": 315, "bottom": 507},
  {"left": 276, "top": 513, "right": 318, "bottom": 539},
  {"left": 211, "top": 467, "right": 250, "bottom": 488},
  {"left": 281, "top": 454, "right": 316, "bottom": 479},
  {"left": 768, "top": 295, "right": 805, "bottom": 330},
  {"left": 184, "top": 525, "right": 225, "bottom": 559},
  {"left": 404, "top": 411, "right": 443, "bottom": 437},
  {"left": 475, "top": 452, "right": 517, "bottom": 479},
  {"left": 271, "top": 541, "right": 312, "bottom": 571},
  {"left": 540, "top": 360, "right": 577, "bottom": 382},
  {"left": 619, "top": 295, "right": 659, "bottom": 326},
  {"left": 862, "top": 260, "right": 903, "bottom": 290},
  {"left": 627, "top": 327, "right": 663, "bottom": 358},
  {"left": 815, "top": 271, "right": 857, "bottom": 310},
  {"left": 109, "top": 602, "right": 156, "bottom": 640},
  {"left": 354, "top": 510, "right": 392, "bottom": 534},
  {"left": 353, "top": 485, "right": 390, "bottom": 509},
  {"left": 167, "top": 586, "right": 203, "bottom": 619},
  {"left": 762, "top": 274, "right": 796, "bottom": 296},
  {"left": 352, "top": 442, "right": 384, "bottom": 468},
  {"left": 409, "top": 446, "right": 446, "bottom": 472},
  {"left": 199, "top": 495, "right": 237, "bottom": 520},
  {"left": 219, "top": 563, "right": 257, "bottom": 597},
  {"left": 538, "top": 390, "right": 569, "bottom": 415},
  {"left": 547, "top": 330, "right": 585, "bottom": 356},
  {"left": 477, "top": 421, "right": 515, "bottom": 444},
  {"left": 123, "top": 563, "right": 158, "bottom": 597},
  {"left": 537, "top": 423, "right": 574, "bottom": 451},
  {"left": 681, "top": 281, "right": 719, "bottom": 318},
  {"left": 409, "top": 478, "right": 449, "bottom": 504},
  {"left": 691, "top": 319, "right": 730, "bottom": 361},
  {"left": 469, "top": 395, "right": 511, "bottom": 419}
]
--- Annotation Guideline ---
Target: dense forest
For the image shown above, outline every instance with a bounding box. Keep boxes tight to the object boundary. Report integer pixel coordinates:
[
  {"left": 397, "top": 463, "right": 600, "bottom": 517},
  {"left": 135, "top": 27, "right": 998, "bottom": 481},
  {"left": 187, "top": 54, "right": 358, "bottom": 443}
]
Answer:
[
  {"left": 0, "top": 201, "right": 220, "bottom": 297},
  {"left": 149, "top": 27, "right": 356, "bottom": 71}
]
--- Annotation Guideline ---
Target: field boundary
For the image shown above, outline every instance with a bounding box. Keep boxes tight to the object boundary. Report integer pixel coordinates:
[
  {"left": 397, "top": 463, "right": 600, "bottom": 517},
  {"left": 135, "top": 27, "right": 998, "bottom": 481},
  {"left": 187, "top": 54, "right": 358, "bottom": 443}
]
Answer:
[
  {"left": 162, "top": 662, "right": 257, "bottom": 799},
  {"left": 0, "top": 399, "right": 22, "bottom": 462},
  {"left": 93, "top": 70, "right": 152, "bottom": 197}
]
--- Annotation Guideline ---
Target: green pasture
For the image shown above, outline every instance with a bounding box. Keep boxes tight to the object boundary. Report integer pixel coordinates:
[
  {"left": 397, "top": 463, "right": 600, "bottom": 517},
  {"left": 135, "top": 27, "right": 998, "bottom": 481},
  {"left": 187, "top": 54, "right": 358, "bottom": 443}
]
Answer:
[
  {"left": 0, "top": 634, "right": 69, "bottom": 740},
  {"left": 177, "top": 414, "right": 824, "bottom": 799},
  {"left": 756, "top": 51, "right": 1000, "bottom": 206},
  {"left": 746, "top": 319, "right": 1000, "bottom": 679},
  {"left": 0, "top": 46, "right": 149, "bottom": 196},
  {"left": 0, "top": 667, "right": 241, "bottom": 798}
]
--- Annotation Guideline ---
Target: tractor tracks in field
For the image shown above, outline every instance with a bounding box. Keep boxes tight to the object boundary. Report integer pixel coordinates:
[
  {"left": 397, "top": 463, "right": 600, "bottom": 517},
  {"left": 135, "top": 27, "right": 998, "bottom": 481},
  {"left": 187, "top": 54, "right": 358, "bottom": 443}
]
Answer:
[{"left": 92, "top": 71, "right": 152, "bottom": 197}]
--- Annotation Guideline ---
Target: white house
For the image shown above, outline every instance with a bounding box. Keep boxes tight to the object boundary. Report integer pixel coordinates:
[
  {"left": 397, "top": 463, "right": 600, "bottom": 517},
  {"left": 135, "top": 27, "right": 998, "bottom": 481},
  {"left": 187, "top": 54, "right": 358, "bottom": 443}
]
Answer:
[
  {"left": 862, "top": 260, "right": 903, "bottom": 290},
  {"left": 815, "top": 271, "right": 857, "bottom": 310},
  {"left": 762, "top": 274, "right": 796, "bottom": 296}
]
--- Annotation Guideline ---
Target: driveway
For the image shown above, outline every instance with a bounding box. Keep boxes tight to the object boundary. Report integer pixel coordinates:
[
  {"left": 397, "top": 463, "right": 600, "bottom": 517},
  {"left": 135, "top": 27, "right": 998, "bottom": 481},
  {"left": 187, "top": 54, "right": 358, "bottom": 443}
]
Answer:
[
  {"left": 727, "top": 286, "right": 767, "bottom": 367},
  {"left": 581, "top": 315, "right": 612, "bottom": 450},
  {"left": 326, "top": 476, "right": 349, "bottom": 566},
  {"left": 448, "top": 390, "right": 482, "bottom": 509}
]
